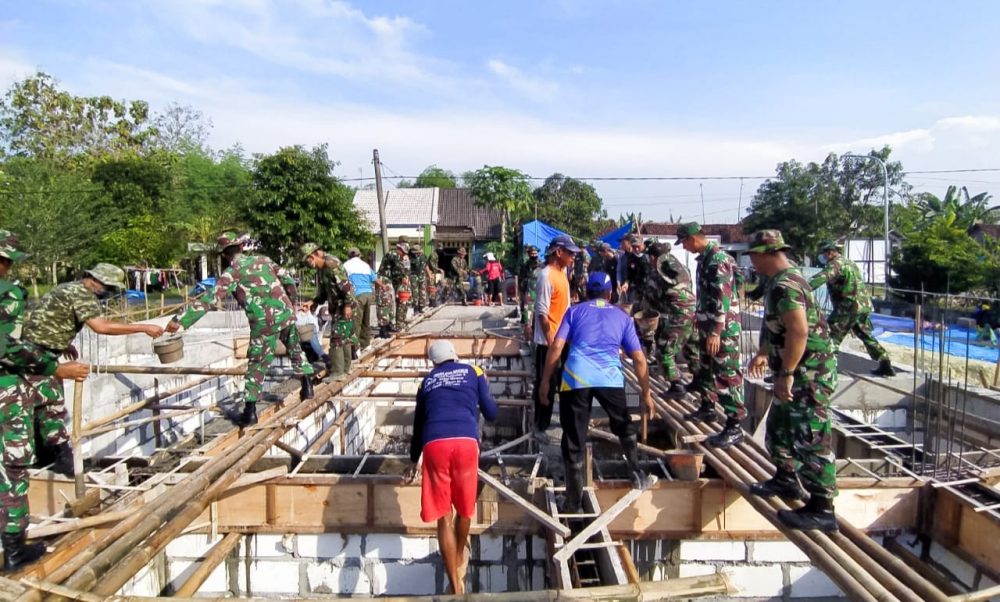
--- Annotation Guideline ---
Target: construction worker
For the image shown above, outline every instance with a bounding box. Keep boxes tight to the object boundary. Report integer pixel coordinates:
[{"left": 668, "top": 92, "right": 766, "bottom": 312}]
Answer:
[
  {"left": 532, "top": 235, "right": 578, "bottom": 435},
  {"left": 301, "top": 243, "right": 356, "bottom": 381},
  {"left": 0, "top": 231, "right": 90, "bottom": 570},
  {"left": 746, "top": 230, "right": 839, "bottom": 533},
  {"left": 539, "top": 272, "right": 653, "bottom": 513},
  {"left": 519, "top": 246, "right": 543, "bottom": 338},
  {"left": 166, "top": 231, "right": 314, "bottom": 427},
  {"left": 641, "top": 243, "right": 698, "bottom": 394},
  {"left": 622, "top": 235, "right": 649, "bottom": 305},
  {"left": 22, "top": 263, "right": 163, "bottom": 474},
  {"left": 374, "top": 276, "right": 396, "bottom": 338},
  {"left": 675, "top": 222, "right": 746, "bottom": 448},
  {"left": 344, "top": 247, "right": 377, "bottom": 350},
  {"left": 379, "top": 237, "right": 412, "bottom": 330},
  {"left": 810, "top": 241, "right": 895, "bottom": 377},
  {"left": 410, "top": 244, "right": 432, "bottom": 314},
  {"left": 451, "top": 247, "right": 471, "bottom": 305}
]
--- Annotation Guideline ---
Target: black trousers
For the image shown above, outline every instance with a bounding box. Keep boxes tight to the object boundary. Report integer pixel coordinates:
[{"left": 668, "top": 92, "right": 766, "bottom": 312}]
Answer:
[
  {"left": 533, "top": 344, "right": 566, "bottom": 431},
  {"left": 559, "top": 387, "right": 635, "bottom": 465}
]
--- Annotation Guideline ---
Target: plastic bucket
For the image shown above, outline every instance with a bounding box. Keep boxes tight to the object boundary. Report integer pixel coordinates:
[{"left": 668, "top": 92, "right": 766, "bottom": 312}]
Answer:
[
  {"left": 618, "top": 303, "right": 634, "bottom": 315},
  {"left": 297, "top": 324, "right": 315, "bottom": 342},
  {"left": 153, "top": 336, "right": 184, "bottom": 364},
  {"left": 398, "top": 290, "right": 412, "bottom": 302},
  {"left": 664, "top": 450, "right": 704, "bottom": 481},
  {"left": 634, "top": 310, "right": 661, "bottom": 336}
]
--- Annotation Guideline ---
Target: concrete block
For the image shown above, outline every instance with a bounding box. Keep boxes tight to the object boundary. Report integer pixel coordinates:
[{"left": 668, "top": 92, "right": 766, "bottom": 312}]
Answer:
[
  {"left": 679, "top": 563, "right": 717, "bottom": 578},
  {"left": 252, "top": 534, "right": 292, "bottom": 558},
  {"left": 724, "top": 565, "right": 785, "bottom": 598},
  {"left": 531, "top": 564, "right": 545, "bottom": 590},
  {"left": 166, "top": 534, "right": 223, "bottom": 558},
  {"left": 305, "top": 562, "right": 372, "bottom": 595},
  {"left": 479, "top": 565, "right": 508, "bottom": 592},
  {"left": 679, "top": 540, "right": 746, "bottom": 562},
  {"left": 930, "top": 543, "right": 977, "bottom": 587},
  {"left": 749, "top": 540, "right": 810, "bottom": 563},
  {"left": 167, "top": 559, "right": 195, "bottom": 592},
  {"left": 364, "top": 534, "right": 435, "bottom": 560},
  {"left": 789, "top": 566, "right": 843, "bottom": 598},
  {"left": 382, "top": 562, "right": 437, "bottom": 595},
  {"left": 298, "top": 533, "right": 363, "bottom": 559},
  {"left": 479, "top": 535, "right": 505, "bottom": 562},
  {"left": 198, "top": 562, "right": 230, "bottom": 594},
  {"left": 245, "top": 560, "right": 300, "bottom": 595}
]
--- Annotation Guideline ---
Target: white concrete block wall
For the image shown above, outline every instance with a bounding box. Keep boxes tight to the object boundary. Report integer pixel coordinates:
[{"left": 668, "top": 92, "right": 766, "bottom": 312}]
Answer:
[
  {"left": 726, "top": 565, "right": 786, "bottom": 598},
  {"left": 789, "top": 566, "right": 842, "bottom": 598},
  {"left": 680, "top": 540, "right": 747, "bottom": 562}
]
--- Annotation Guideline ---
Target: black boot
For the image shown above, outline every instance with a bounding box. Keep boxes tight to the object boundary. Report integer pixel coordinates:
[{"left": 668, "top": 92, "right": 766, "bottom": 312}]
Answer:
[
  {"left": 559, "top": 462, "right": 585, "bottom": 515},
  {"left": 871, "top": 358, "right": 896, "bottom": 377},
  {"left": 683, "top": 401, "right": 718, "bottom": 423},
  {"left": 749, "top": 469, "right": 808, "bottom": 501},
  {"left": 621, "top": 436, "right": 645, "bottom": 489},
  {"left": 778, "top": 496, "right": 839, "bottom": 533},
  {"left": 2, "top": 532, "right": 46, "bottom": 572},
  {"left": 707, "top": 416, "right": 744, "bottom": 449},
  {"left": 49, "top": 442, "right": 75, "bottom": 477},
  {"left": 667, "top": 379, "right": 687, "bottom": 395},
  {"left": 238, "top": 403, "right": 258, "bottom": 427},
  {"left": 300, "top": 375, "right": 314, "bottom": 400}
]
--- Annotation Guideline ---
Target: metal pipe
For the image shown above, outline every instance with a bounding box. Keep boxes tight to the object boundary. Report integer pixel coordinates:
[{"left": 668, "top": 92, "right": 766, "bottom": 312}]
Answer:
[
  {"left": 93, "top": 365, "right": 247, "bottom": 376},
  {"left": 842, "top": 152, "right": 890, "bottom": 298}
]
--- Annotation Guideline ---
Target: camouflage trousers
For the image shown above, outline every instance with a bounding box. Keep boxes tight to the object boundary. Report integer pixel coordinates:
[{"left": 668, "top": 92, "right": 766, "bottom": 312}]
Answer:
[
  {"left": 412, "top": 276, "right": 428, "bottom": 310},
  {"left": 0, "top": 375, "right": 34, "bottom": 535},
  {"left": 395, "top": 295, "right": 411, "bottom": 329},
  {"left": 765, "top": 370, "right": 838, "bottom": 499},
  {"left": 328, "top": 319, "right": 356, "bottom": 377},
  {"left": 828, "top": 310, "right": 889, "bottom": 361},
  {"left": 656, "top": 311, "right": 699, "bottom": 381},
  {"left": 245, "top": 324, "right": 314, "bottom": 405},
  {"left": 692, "top": 324, "right": 745, "bottom": 419},
  {"left": 352, "top": 293, "right": 373, "bottom": 348},
  {"left": 452, "top": 275, "right": 470, "bottom": 302},
  {"left": 376, "top": 283, "right": 396, "bottom": 328},
  {"left": 24, "top": 372, "right": 68, "bottom": 447}
]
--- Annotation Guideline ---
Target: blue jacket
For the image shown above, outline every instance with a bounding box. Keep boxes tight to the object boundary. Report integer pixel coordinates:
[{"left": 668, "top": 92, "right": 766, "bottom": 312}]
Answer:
[{"left": 410, "top": 361, "right": 498, "bottom": 462}]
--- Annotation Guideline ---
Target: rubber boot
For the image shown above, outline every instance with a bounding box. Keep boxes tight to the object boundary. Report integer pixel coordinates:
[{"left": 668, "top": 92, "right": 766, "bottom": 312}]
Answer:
[
  {"left": 621, "top": 435, "right": 645, "bottom": 489},
  {"left": 238, "top": 403, "right": 258, "bottom": 427},
  {"left": 707, "top": 416, "right": 744, "bottom": 449},
  {"left": 2, "top": 532, "right": 46, "bottom": 572},
  {"left": 683, "top": 400, "right": 718, "bottom": 423},
  {"left": 778, "top": 496, "right": 839, "bottom": 533},
  {"left": 300, "top": 375, "right": 314, "bottom": 400},
  {"left": 560, "top": 462, "right": 585, "bottom": 515},
  {"left": 749, "top": 469, "right": 808, "bottom": 501},
  {"left": 325, "top": 347, "right": 346, "bottom": 383},
  {"left": 378, "top": 324, "right": 390, "bottom": 339},
  {"left": 667, "top": 379, "right": 687, "bottom": 395},
  {"left": 871, "top": 358, "right": 896, "bottom": 377},
  {"left": 49, "top": 442, "right": 75, "bottom": 477}
]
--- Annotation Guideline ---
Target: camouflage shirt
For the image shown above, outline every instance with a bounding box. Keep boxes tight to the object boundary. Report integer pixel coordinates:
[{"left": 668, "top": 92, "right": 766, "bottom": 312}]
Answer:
[
  {"left": 378, "top": 252, "right": 410, "bottom": 288},
  {"left": 0, "top": 278, "right": 59, "bottom": 376},
  {"left": 410, "top": 254, "right": 429, "bottom": 281},
  {"left": 451, "top": 256, "right": 470, "bottom": 280},
  {"left": 22, "top": 281, "right": 103, "bottom": 351},
  {"left": 695, "top": 240, "right": 739, "bottom": 336},
  {"left": 0, "top": 280, "right": 26, "bottom": 340},
  {"left": 518, "top": 256, "right": 540, "bottom": 294},
  {"left": 763, "top": 268, "right": 835, "bottom": 373},
  {"left": 809, "top": 255, "right": 873, "bottom": 315},
  {"left": 642, "top": 254, "right": 695, "bottom": 316},
  {"left": 177, "top": 253, "right": 296, "bottom": 336},
  {"left": 313, "top": 256, "right": 356, "bottom": 314}
]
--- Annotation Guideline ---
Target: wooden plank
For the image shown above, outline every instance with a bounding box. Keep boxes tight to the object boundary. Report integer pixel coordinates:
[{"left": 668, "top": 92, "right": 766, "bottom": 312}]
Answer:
[
  {"left": 227, "top": 467, "right": 289, "bottom": 491},
  {"left": 553, "top": 480, "right": 654, "bottom": 562},
  {"left": 478, "top": 469, "right": 570, "bottom": 538}
]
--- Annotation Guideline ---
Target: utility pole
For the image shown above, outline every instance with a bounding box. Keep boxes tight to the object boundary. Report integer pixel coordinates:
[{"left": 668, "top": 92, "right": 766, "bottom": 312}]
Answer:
[{"left": 372, "top": 149, "right": 389, "bottom": 256}]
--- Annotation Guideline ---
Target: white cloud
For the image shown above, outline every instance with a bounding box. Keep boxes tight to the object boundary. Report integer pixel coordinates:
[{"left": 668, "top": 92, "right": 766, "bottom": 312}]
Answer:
[
  {"left": 487, "top": 59, "right": 559, "bottom": 102},
  {"left": 0, "top": 50, "right": 36, "bottom": 90},
  {"left": 828, "top": 114, "right": 1000, "bottom": 155}
]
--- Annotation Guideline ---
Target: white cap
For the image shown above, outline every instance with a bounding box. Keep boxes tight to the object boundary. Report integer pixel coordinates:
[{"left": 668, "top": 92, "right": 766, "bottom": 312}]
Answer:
[
  {"left": 484, "top": 252, "right": 495, "bottom": 261},
  {"left": 428, "top": 340, "right": 458, "bottom": 365}
]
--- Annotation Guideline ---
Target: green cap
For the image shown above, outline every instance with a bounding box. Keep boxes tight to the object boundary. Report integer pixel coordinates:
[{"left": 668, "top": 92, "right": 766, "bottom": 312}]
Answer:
[
  {"left": 85, "top": 263, "right": 126, "bottom": 289},
  {"left": 747, "top": 230, "right": 792, "bottom": 254},
  {"left": 674, "top": 222, "right": 702, "bottom": 245},
  {"left": 301, "top": 242, "right": 321, "bottom": 260},
  {"left": 0, "top": 230, "right": 28, "bottom": 262},
  {"left": 216, "top": 230, "right": 247, "bottom": 252},
  {"left": 818, "top": 240, "right": 841, "bottom": 254}
]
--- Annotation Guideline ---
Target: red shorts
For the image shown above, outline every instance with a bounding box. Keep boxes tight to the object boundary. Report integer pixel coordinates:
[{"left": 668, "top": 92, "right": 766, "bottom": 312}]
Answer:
[{"left": 420, "top": 438, "right": 480, "bottom": 522}]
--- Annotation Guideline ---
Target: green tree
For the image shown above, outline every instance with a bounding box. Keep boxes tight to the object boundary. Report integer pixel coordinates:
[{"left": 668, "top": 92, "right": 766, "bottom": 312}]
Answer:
[
  {"left": 247, "top": 144, "right": 373, "bottom": 262},
  {"left": 467, "top": 165, "right": 533, "bottom": 245},
  {"left": 531, "top": 174, "right": 606, "bottom": 239},
  {"left": 169, "top": 147, "right": 251, "bottom": 245},
  {"left": 414, "top": 165, "right": 457, "bottom": 188},
  {"left": 743, "top": 147, "right": 907, "bottom": 260},
  {"left": 151, "top": 102, "right": 212, "bottom": 153},
  {"left": 912, "top": 185, "right": 998, "bottom": 231},
  {"left": 891, "top": 217, "right": 998, "bottom": 294}
]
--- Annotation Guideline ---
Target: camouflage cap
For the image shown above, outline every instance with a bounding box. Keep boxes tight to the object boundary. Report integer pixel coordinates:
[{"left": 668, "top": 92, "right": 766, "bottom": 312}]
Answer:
[
  {"left": 674, "top": 222, "right": 702, "bottom": 245},
  {"left": 396, "top": 235, "right": 409, "bottom": 244},
  {"left": 525, "top": 245, "right": 539, "bottom": 254},
  {"left": 458, "top": 247, "right": 467, "bottom": 255},
  {"left": 0, "top": 230, "right": 27, "bottom": 262},
  {"left": 347, "top": 247, "right": 361, "bottom": 257},
  {"left": 216, "top": 230, "right": 248, "bottom": 252},
  {"left": 85, "top": 263, "right": 127, "bottom": 289},
  {"left": 626, "top": 234, "right": 640, "bottom": 244},
  {"left": 396, "top": 242, "right": 410, "bottom": 253},
  {"left": 300, "top": 242, "right": 322, "bottom": 260},
  {"left": 747, "top": 230, "right": 792, "bottom": 254},
  {"left": 818, "top": 240, "right": 841, "bottom": 254},
  {"left": 412, "top": 245, "right": 424, "bottom": 254}
]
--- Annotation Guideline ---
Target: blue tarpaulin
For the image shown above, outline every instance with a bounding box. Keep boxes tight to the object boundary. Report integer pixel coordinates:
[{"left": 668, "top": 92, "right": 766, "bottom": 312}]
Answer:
[
  {"left": 599, "top": 221, "right": 634, "bottom": 248},
  {"left": 522, "top": 220, "right": 569, "bottom": 252}
]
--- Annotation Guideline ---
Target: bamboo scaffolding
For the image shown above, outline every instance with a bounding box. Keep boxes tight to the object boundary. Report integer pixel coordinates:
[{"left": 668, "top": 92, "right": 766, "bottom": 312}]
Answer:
[{"left": 173, "top": 532, "right": 241, "bottom": 597}]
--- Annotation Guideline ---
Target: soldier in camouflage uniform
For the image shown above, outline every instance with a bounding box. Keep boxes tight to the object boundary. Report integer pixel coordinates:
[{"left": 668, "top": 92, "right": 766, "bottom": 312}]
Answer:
[
  {"left": 166, "top": 232, "right": 314, "bottom": 427},
  {"left": 676, "top": 222, "right": 746, "bottom": 448},
  {"left": 410, "top": 245, "right": 432, "bottom": 314},
  {"left": 519, "top": 246, "right": 541, "bottom": 328},
  {"left": 0, "top": 231, "right": 90, "bottom": 570},
  {"left": 379, "top": 237, "right": 412, "bottom": 330},
  {"left": 301, "top": 243, "right": 356, "bottom": 381},
  {"left": 640, "top": 244, "right": 698, "bottom": 394},
  {"left": 374, "top": 277, "right": 396, "bottom": 338},
  {"left": 451, "top": 247, "right": 471, "bottom": 305},
  {"left": 746, "top": 230, "right": 839, "bottom": 533},
  {"left": 23, "top": 263, "right": 163, "bottom": 473},
  {"left": 810, "top": 241, "right": 895, "bottom": 377}
]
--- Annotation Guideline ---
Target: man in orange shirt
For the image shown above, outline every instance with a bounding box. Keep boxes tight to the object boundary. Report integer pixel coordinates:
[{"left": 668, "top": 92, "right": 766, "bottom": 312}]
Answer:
[{"left": 532, "top": 234, "right": 578, "bottom": 437}]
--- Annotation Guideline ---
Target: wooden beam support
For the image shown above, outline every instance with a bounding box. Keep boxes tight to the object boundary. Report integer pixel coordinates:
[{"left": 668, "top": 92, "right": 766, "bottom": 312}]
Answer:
[
  {"left": 478, "top": 469, "right": 570, "bottom": 538},
  {"left": 553, "top": 478, "right": 655, "bottom": 563},
  {"left": 173, "top": 532, "right": 241, "bottom": 597}
]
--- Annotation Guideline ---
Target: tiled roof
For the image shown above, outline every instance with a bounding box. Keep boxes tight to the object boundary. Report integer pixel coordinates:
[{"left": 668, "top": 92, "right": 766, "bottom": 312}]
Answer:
[
  {"left": 971, "top": 224, "right": 1000, "bottom": 239},
  {"left": 352, "top": 188, "right": 438, "bottom": 228},
  {"left": 639, "top": 222, "right": 749, "bottom": 244},
  {"left": 436, "top": 189, "right": 503, "bottom": 241}
]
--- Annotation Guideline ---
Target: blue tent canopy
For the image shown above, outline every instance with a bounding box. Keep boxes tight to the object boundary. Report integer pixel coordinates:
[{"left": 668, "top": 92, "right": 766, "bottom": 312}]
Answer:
[
  {"left": 599, "top": 221, "right": 634, "bottom": 248},
  {"left": 522, "top": 220, "right": 569, "bottom": 252}
]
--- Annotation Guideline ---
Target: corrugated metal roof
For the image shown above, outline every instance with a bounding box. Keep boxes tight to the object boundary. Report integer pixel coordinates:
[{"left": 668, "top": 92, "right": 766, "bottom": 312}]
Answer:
[
  {"left": 352, "top": 188, "right": 438, "bottom": 229},
  {"left": 436, "top": 189, "right": 503, "bottom": 241},
  {"left": 640, "top": 222, "right": 749, "bottom": 244}
]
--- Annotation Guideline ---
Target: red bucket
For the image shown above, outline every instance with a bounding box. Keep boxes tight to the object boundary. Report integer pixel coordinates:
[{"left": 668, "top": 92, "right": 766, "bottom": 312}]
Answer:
[{"left": 398, "top": 290, "right": 412, "bottom": 302}]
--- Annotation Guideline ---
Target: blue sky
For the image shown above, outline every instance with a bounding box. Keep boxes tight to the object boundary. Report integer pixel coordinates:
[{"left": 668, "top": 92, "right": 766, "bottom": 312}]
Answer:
[{"left": 2, "top": 0, "right": 999, "bottom": 223}]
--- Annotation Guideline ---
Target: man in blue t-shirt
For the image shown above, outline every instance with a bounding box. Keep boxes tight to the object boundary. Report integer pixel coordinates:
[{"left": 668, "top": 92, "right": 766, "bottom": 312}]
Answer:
[{"left": 539, "top": 271, "right": 654, "bottom": 513}]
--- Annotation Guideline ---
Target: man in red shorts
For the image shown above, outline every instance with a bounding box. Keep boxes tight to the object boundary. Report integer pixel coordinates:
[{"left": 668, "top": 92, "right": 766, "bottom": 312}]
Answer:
[{"left": 406, "top": 340, "right": 498, "bottom": 594}]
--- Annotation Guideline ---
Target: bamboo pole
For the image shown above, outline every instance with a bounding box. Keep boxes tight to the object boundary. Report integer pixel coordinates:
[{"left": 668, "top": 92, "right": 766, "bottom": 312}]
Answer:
[
  {"left": 27, "top": 510, "right": 135, "bottom": 540},
  {"left": 81, "top": 407, "right": 205, "bottom": 438},
  {"left": 93, "top": 365, "right": 247, "bottom": 376},
  {"left": 80, "top": 373, "right": 231, "bottom": 433},
  {"left": 72, "top": 381, "right": 85, "bottom": 499},
  {"left": 172, "top": 532, "right": 241, "bottom": 597}
]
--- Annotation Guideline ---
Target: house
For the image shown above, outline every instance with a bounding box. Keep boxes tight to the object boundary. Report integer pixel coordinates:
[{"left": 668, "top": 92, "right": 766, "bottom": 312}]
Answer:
[
  {"left": 434, "top": 188, "right": 503, "bottom": 270},
  {"left": 352, "top": 188, "right": 439, "bottom": 264}
]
